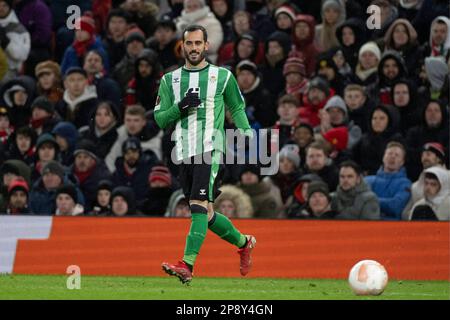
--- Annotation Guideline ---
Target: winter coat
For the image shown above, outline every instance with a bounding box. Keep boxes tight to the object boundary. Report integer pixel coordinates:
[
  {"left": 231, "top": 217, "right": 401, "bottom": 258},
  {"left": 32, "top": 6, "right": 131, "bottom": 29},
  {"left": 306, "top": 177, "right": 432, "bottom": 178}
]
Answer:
[
  {"left": 290, "top": 15, "right": 320, "bottom": 77},
  {"left": 138, "top": 186, "right": 174, "bottom": 216},
  {"left": 365, "top": 167, "right": 412, "bottom": 220},
  {"left": 52, "top": 121, "right": 79, "bottom": 167},
  {"left": 335, "top": 18, "right": 367, "bottom": 70},
  {"left": 237, "top": 178, "right": 284, "bottom": 218},
  {"left": 0, "top": 9, "right": 31, "bottom": 78},
  {"left": 60, "top": 36, "right": 109, "bottom": 75},
  {"left": 120, "top": 0, "right": 158, "bottom": 38},
  {"left": 55, "top": 85, "right": 99, "bottom": 129},
  {"left": 109, "top": 186, "right": 138, "bottom": 216},
  {"left": 91, "top": 74, "right": 122, "bottom": 109},
  {"left": 112, "top": 153, "right": 158, "bottom": 203},
  {"left": 412, "top": 0, "right": 449, "bottom": 44},
  {"left": 241, "top": 76, "right": 276, "bottom": 128},
  {"left": 112, "top": 53, "right": 137, "bottom": 94},
  {"left": 29, "top": 175, "right": 85, "bottom": 215},
  {"left": 331, "top": 179, "right": 380, "bottom": 220},
  {"left": 15, "top": 0, "right": 52, "bottom": 49},
  {"left": 299, "top": 88, "right": 335, "bottom": 127},
  {"left": 176, "top": 5, "right": 223, "bottom": 63},
  {"left": 105, "top": 122, "right": 163, "bottom": 173},
  {"left": 347, "top": 97, "right": 376, "bottom": 134},
  {"left": 214, "top": 184, "right": 254, "bottom": 218},
  {"left": 147, "top": 37, "right": 182, "bottom": 72},
  {"left": 303, "top": 161, "right": 340, "bottom": 192},
  {"left": 409, "top": 166, "right": 449, "bottom": 221}
]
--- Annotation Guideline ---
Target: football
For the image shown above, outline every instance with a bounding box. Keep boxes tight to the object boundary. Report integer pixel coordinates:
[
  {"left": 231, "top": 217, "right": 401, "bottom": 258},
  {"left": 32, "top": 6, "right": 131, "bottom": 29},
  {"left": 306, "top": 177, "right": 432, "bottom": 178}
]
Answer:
[{"left": 348, "top": 260, "right": 389, "bottom": 296}]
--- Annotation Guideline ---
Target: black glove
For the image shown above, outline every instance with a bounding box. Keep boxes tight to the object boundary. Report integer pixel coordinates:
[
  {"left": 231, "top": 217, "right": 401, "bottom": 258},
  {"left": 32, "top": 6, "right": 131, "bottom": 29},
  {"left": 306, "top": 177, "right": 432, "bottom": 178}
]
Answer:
[{"left": 178, "top": 88, "right": 201, "bottom": 112}]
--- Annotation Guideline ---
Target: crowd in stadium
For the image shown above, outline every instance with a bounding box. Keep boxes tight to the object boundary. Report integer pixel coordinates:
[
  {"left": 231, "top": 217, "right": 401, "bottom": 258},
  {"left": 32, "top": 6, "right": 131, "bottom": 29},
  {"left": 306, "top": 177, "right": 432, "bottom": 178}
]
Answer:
[{"left": 0, "top": 0, "right": 448, "bottom": 220}]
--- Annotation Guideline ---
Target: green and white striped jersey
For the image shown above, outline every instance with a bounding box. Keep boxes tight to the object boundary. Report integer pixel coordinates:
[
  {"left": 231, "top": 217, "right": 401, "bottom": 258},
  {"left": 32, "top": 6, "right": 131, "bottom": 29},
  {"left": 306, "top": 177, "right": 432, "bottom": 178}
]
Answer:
[{"left": 154, "top": 63, "right": 252, "bottom": 161}]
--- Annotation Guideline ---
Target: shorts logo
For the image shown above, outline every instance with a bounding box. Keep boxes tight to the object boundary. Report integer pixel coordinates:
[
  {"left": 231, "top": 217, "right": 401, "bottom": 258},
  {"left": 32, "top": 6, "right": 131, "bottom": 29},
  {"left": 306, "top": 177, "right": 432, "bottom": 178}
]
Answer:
[{"left": 199, "top": 189, "right": 206, "bottom": 196}]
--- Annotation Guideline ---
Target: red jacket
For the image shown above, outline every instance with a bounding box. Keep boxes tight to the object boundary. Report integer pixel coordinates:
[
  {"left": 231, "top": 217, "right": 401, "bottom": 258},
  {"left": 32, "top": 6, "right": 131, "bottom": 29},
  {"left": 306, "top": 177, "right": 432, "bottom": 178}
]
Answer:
[{"left": 299, "top": 88, "right": 335, "bottom": 127}]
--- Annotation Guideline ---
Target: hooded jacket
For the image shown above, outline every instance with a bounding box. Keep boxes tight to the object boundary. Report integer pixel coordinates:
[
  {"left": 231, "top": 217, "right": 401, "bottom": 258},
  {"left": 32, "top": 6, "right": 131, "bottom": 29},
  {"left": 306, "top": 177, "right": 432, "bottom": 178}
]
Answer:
[
  {"left": 365, "top": 166, "right": 412, "bottom": 220},
  {"left": 110, "top": 186, "right": 137, "bottom": 216},
  {"left": 424, "top": 56, "right": 449, "bottom": 98},
  {"left": 238, "top": 178, "right": 284, "bottom": 218},
  {"left": 52, "top": 122, "right": 79, "bottom": 167},
  {"left": 409, "top": 166, "right": 449, "bottom": 221},
  {"left": 314, "top": 0, "right": 346, "bottom": 51},
  {"left": 213, "top": 184, "right": 254, "bottom": 218},
  {"left": 335, "top": 18, "right": 367, "bottom": 70},
  {"left": 290, "top": 14, "right": 319, "bottom": 77},
  {"left": 331, "top": 179, "right": 380, "bottom": 220}
]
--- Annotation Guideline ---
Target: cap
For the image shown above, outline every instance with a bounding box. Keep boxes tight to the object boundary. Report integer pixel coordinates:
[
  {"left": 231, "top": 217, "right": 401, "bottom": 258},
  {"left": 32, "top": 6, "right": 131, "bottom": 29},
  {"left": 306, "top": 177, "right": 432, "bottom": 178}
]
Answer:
[
  {"left": 8, "top": 177, "right": 29, "bottom": 195},
  {"left": 64, "top": 66, "right": 88, "bottom": 79},
  {"left": 423, "top": 142, "right": 446, "bottom": 163},
  {"left": 322, "top": 127, "right": 349, "bottom": 152},
  {"left": 122, "top": 137, "right": 142, "bottom": 153}
]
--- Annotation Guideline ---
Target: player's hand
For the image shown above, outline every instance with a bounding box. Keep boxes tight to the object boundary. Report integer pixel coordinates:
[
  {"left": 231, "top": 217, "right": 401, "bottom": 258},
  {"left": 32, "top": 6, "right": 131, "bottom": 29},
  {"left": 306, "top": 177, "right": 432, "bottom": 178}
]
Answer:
[{"left": 178, "top": 88, "right": 201, "bottom": 112}]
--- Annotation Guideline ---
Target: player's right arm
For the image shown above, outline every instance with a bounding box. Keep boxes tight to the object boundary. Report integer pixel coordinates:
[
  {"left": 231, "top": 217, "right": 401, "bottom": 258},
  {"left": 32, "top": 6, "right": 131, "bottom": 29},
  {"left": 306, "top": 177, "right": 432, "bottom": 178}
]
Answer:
[{"left": 154, "top": 75, "right": 182, "bottom": 129}]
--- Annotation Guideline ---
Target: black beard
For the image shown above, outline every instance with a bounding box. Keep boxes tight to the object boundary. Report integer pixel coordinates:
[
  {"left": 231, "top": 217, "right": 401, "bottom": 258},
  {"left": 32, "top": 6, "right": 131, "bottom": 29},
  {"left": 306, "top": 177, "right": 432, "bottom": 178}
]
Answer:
[
  {"left": 185, "top": 50, "right": 206, "bottom": 66},
  {"left": 126, "top": 160, "right": 138, "bottom": 168}
]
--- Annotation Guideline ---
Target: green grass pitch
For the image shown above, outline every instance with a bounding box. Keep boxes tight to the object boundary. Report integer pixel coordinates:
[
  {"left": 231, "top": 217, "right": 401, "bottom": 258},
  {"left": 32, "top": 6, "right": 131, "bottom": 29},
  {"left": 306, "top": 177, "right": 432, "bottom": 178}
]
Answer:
[{"left": 0, "top": 275, "right": 448, "bottom": 300}]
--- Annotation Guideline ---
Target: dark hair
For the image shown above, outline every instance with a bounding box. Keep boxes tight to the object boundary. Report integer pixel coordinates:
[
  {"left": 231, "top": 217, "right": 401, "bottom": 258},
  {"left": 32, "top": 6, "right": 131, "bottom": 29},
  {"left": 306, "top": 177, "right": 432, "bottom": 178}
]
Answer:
[
  {"left": 182, "top": 25, "right": 208, "bottom": 42},
  {"left": 424, "top": 172, "right": 439, "bottom": 181},
  {"left": 277, "top": 94, "right": 299, "bottom": 107},
  {"left": 84, "top": 49, "right": 104, "bottom": 64},
  {"left": 339, "top": 160, "right": 362, "bottom": 175}
]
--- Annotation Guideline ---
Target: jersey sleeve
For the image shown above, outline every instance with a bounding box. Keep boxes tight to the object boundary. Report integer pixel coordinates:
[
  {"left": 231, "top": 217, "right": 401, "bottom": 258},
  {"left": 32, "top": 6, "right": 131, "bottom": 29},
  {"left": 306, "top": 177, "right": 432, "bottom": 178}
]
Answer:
[
  {"left": 154, "top": 75, "right": 181, "bottom": 129},
  {"left": 223, "top": 72, "right": 253, "bottom": 138}
]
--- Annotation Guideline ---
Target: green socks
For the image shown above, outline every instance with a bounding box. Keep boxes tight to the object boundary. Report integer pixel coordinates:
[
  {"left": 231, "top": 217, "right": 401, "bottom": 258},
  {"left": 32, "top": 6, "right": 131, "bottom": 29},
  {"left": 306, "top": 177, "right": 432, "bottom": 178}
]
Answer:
[
  {"left": 208, "top": 212, "right": 246, "bottom": 248},
  {"left": 183, "top": 213, "right": 208, "bottom": 266}
]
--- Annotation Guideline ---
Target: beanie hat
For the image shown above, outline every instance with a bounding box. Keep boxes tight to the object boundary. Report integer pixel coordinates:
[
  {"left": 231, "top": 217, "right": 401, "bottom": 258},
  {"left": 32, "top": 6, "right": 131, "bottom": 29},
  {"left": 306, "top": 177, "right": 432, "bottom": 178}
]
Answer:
[
  {"left": 239, "top": 164, "right": 261, "bottom": 181},
  {"left": 283, "top": 57, "right": 306, "bottom": 77},
  {"left": 31, "top": 96, "right": 54, "bottom": 114},
  {"left": 36, "top": 133, "right": 59, "bottom": 151},
  {"left": 359, "top": 41, "right": 381, "bottom": 61},
  {"left": 56, "top": 184, "right": 78, "bottom": 203},
  {"left": 322, "top": 126, "right": 349, "bottom": 152},
  {"left": 122, "top": 136, "right": 142, "bottom": 154},
  {"left": 35, "top": 60, "right": 61, "bottom": 79},
  {"left": 324, "top": 95, "right": 348, "bottom": 117},
  {"left": 0, "top": 162, "right": 20, "bottom": 177},
  {"left": 42, "top": 160, "right": 65, "bottom": 181},
  {"left": 156, "top": 14, "right": 176, "bottom": 31},
  {"left": 149, "top": 165, "right": 172, "bottom": 186},
  {"left": 274, "top": 5, "right": 296, "bottom": 22},
  {"left": 8, "top": 177, "right": 29, "bottom": 195},
  {"left": 236, "top": 60, "right": 258, "bottom": 77},
  {"left": 279, "top": 144, "right": 301, "bottom": 169},
  {"left": 423, "top": 142, "right": 446, "bottom": 163},
  {"left": 307, "top": 180, "right": 330, "bottom": 201},
  {"left": 74, "top": 139, "right": 98, "bottom": 160},
  {"left": 126, "top": 26, "right": 146, "bottom": 44},
  {"left": 97, "top": 179, "right": 114, "bottom": 193},
  {"left": 76, "top": 14, "right": 96, "bottom": 36},
  {"left": 309, "top": 76, "right": 330, "bottom": 95},
  {"left": 64, "top": 66, "right": 88, "bottom": 79}
]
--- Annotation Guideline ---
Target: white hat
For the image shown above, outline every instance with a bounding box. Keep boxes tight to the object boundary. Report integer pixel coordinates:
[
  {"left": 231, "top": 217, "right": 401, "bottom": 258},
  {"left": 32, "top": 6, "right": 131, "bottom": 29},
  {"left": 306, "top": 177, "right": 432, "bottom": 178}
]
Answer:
[{"left": 358, "top": 41, "right": 381, "bottom": 61}]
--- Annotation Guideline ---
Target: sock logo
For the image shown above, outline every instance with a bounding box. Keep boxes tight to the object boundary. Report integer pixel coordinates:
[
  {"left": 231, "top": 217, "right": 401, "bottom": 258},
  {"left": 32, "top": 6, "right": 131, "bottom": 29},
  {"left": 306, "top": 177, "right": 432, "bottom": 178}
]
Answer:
[{"left": 199, "top": 189, "right": 206, "bottom": 195}]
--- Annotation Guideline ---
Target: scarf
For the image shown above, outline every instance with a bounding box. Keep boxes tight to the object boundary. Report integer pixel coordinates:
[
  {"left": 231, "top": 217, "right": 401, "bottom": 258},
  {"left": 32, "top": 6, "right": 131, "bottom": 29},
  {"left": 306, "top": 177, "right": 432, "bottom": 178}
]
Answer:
[
  {"left": 74, "top": 162, "right": 97, "bottom": 185},
  {"left": 431, "top": 40, "right": 444, "bottom": 57},
  {"left": 30, "top": 116, "right": 51, "bottom": 129},
  {"left": 73, "top": 36, "right": 95, "bottom": 57},
  {"left": 355, "top": 64, "right": 377, "bottom": 82},
  {"left": 286, "top": 79, "right": 308, "bottom": 95}
]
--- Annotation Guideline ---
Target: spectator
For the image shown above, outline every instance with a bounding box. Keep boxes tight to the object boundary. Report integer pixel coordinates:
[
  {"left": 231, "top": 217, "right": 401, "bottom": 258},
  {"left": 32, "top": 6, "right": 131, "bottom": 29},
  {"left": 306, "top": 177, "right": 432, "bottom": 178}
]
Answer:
[
  {"left": 368, "top": 0, "right": 398, "bottom": 42},
  {"left": 165, "top": 188, "right": 190, "bottom": 217},
  {"left": 331, "top": 160, "right": 380, "bottom": 220},
  {"left": 365, "top": 141, "right": 412, "bottom": 220},
  {"left": 0, "top": 105, "right": 12, "bottom": 144},
  {"left": 259, "top": 30, "right": 291, "bottom": 97},
  {"left": 391, "top": 78, "right": 422, "bottom": 135},
  {"left": 286, "top": 173, "right": 322, "bottom": 218},
  {"left": 14, "top": 0, "right": 52, "bottom": 76},
  {"left": 0, "top": 75, "right": 36, "bottom": 129},
  {"left": 349, "top": 41, "right": 380, "bottom": 87},
  {"left": 120, "top": 0, "right": 158, "bottom": 38},
  {"left": 403, "top": 142, "right": 449, "bottom": 216},
  {"left": 113, "top": 26, "right": 147, "bottom": 94},
  {"left": 343, "top": 84, "right": 374, "bottom": 133},
  {"left": 60, "top": 13, "right": 109, "bottom": 74},
  {"left": 271, "top": 94, "right": 301, "bottom": 149},
  {"left": 6, "top": 126, "right": 36, "bottom": 166},
  {"left": 176, "top": 0, "right": 223, "bottom": 63},
  {"left": 292, "top": 123, "right": 314, "bottom": 171},
  {"left": 55, "top": 184, "right": 84, "bottom": 216},
  {"left": 335, "top": 18, "right": 367, "bottom": 70},
  {"left": 83, "top": 50, "right": 122, "bottom": 108},
  {"left": 29, "top": 96, "right": 60, "bottom": 135},
  {"left": 56, "top": 67, "right": 99, "bottom": 129},
  {"left": 165, "top": 0, "right": 185, "bottom": 20},
  {"left": 214, "top": 184, "right": 254, "bottom": 218},
  {"left": 303, "top": 141, "right": 339, "bottom": 192},
  {"left": 35, "top": 60, "right": 64, "bottom": 104},
  {"left": 79, "top": 101, "right": 120, "bottom": 160},
  {"left": 70, "top": 139, "right": 112, "bottom": 211},
  {"left": 106, "top": 105, "right": 162, "bottom": 172},
  {"left": 423, "top": 56, "right": 449, "bottom": 100},
  {"left": 405, "top": 100, "right": 449, "bottom": 180},
  {"left": 139, "top": 165, "right": 174, "bottom": 216},
  {"left": 298, "top": 180, "right": 338, "bottom": 219},
  {"left": 3, "top": 177, "right": 31, "bottom": 214},
  {"left": 319, "top": 126, "right": 350, "bottom": 166},
  {"left": 408, "top": 167, "right": 449, "bottom": 221},
  {"left": 31, "top": 133, "right": 59, "bottom": 183},
  {"left": 0, "top": 159, "right": 31, "bottom": 212},
  {"left": 282, "top": 56, "right": 309, "bottom": 104},
  {"left": 222, "top": 30, "right": 262, "bottom": 69},
  {"left": 244, "top": 0, "right": 276, "bottom": 39},
  {"left": 236, "top": 59, "right": 275, "bottom": 128},
  {"left": 0, "top": 0, "right": 30, "bottom": 80},
  {"left": 209, "top": 0, "right": 234, "bottom": 43},
  {"left": 273, "top": 4, "right": 296, "bottom": 35},
  {"left": 290, "top": 14, "right": 319, "bottom": 77},
  {"left": 352, "top": 105, "right": 402, "bottom": 176},
  {"left": 52, "top": 122, "right": 79, "bottom": 167},
  {"left": 423, "top": 16, "right": 450, "bottom": 59},
  {"left": 102, "top": 9, "right": 130, "bottom": 68},
  {"left": 413, "top": 0, "right": 450, "bottom": 46},
  {"left": 147, "top": 14, "right": 182, "bottom": 72},
  {"left": 89, "top": 179, "right": 113, "bottom": 216},
  {"left": 126, "top": 49, "right": 162, "bottom": 111},
  {"left": 237, "top": 164, "right": 283, "bottom": 218},
  {"left": 299, "top": 76, "right": 334, "bottom": 127},
  {"left": 314, "top": 0, "right": 346, "bottom": 52},
  {"left": 29, "top": 160, "right": 84, "bottom": 215},
  {"left": 316, "top": 50, "right": 348, "bottom": 96},
  {"left": 109, "top": 186, "right": 138, "bottom": 216},
  {"left": 112, "top": 137, "right": 157, "bottom": 203},
  {"left": 229, "top": 10, "right": 251, "bottom": 43}
]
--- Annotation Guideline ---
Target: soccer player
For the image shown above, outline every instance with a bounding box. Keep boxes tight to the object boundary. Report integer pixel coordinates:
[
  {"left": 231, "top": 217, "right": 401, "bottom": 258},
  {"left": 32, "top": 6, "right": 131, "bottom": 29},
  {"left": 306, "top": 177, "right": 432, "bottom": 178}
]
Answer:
[{"left": 155, "top": 25, "right": 256, "bottom": 284}]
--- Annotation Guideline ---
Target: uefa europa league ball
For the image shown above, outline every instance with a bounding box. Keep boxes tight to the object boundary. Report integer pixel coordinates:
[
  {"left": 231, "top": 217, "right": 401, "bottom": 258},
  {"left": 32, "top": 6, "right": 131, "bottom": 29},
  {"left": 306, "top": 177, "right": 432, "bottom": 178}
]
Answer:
[{"left": 348, "top": 260, "right": 388, "bottom": 296}]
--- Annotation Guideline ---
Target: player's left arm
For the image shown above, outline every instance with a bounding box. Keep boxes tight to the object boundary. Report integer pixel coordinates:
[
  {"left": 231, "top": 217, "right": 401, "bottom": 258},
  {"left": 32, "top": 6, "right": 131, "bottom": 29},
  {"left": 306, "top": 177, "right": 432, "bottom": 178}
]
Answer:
[{"left": 223, "top": 72, "right": 253, "bottom": 138}]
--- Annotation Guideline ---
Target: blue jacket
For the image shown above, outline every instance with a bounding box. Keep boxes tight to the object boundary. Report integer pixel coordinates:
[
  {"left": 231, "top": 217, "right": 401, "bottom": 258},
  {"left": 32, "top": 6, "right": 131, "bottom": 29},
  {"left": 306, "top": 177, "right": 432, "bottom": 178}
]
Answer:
[
  {"left": 365, "top": 167, "right": 412, "bottom": 220},
  {"left": 60, "top": 36, "right": 109, "bottom": 74}
]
